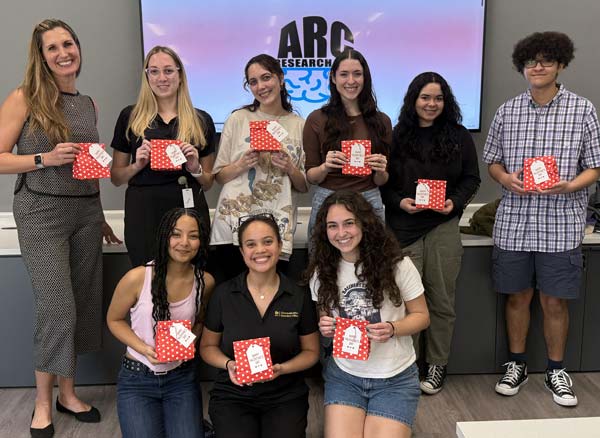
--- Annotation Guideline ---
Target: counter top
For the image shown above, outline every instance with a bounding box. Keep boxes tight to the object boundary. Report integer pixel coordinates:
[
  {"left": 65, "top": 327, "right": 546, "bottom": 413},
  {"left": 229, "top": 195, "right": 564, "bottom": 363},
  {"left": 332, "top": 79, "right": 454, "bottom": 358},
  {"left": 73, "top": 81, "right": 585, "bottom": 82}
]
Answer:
[{"left": 1, "top": 204, "right": 599, "bottom": 256}]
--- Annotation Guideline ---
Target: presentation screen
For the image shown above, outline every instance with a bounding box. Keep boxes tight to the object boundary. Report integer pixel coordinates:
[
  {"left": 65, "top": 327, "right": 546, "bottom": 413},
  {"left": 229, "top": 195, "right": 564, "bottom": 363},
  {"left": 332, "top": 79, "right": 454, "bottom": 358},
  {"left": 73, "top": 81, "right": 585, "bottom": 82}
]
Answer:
[{"left": 140, "top": 0, "right": 486, "bottom": 130}]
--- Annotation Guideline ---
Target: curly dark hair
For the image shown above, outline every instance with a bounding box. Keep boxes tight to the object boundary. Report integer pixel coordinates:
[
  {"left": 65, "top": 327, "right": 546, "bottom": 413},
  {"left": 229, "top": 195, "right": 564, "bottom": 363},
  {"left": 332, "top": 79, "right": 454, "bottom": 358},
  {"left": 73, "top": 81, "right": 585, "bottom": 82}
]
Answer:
[
  {"left": 150, "top": 208, "right": 208, "bottom": 334},
  {"left": 321, "top": 48, "right": 389, "bottom": 155},
  {"left": 304, "top": 190, "right": 404, "bottom": 313},
  {"left": 239, "top": 53, "right": 293, "bottom": 113},
  {"left": 512, "top": 31, "right": 575, "bottom": 73},
  {"left": 392, "top": 72, "right": 462, "bottom": 163}
]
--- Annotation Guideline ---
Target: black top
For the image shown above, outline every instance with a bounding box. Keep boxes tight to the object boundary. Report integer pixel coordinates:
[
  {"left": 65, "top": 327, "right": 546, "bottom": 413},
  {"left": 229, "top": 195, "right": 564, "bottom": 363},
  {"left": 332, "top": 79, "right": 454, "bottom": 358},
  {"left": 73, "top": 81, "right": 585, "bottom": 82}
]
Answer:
[
  {"left": 110, "top": 105, "right": 216, "bottom": 186},
  {"left": 382, "top": 125, "right": 480, "bottom": 247},
  {"left": 204, "top": 271, "right": 318, "bottom": 402}
]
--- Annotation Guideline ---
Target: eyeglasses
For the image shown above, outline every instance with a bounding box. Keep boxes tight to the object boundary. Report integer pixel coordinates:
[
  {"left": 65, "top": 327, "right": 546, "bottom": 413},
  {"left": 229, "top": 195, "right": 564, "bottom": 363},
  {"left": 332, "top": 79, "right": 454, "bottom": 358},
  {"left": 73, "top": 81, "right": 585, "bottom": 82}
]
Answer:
[
  {"left": 145, "top": 67, "right": 180, "bottom": 78},
  {"left": 524, "top": 59, "right": 556, "bottom": 69},
  {"left": 238, "top": 212, "right": 277, "bottom": 227}
]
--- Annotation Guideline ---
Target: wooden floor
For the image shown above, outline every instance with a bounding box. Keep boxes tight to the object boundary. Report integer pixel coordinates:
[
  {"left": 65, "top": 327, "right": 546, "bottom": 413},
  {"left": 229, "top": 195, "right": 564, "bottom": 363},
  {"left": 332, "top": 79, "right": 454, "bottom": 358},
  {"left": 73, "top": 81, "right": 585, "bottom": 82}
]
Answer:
[{"left": 2, "top": 372, "right": 600, "bottom": 438}]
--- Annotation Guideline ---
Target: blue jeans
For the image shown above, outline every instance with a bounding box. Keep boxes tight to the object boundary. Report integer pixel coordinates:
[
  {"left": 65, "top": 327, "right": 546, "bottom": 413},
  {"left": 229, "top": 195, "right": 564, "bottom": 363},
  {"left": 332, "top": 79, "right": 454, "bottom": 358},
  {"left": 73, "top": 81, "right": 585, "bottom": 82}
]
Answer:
[
  {"left": 117, "top": 359, "right": 204, "bottom": 438},
  {"left": 307, "top": 186, "right": 385, "bottom": 253}
]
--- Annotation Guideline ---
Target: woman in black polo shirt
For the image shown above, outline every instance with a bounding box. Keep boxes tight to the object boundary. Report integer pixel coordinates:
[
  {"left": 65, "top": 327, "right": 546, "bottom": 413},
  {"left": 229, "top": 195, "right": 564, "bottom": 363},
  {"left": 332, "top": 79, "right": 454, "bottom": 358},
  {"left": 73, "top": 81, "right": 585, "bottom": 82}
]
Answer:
[
  {"left": 110, "top": 46, "right": 216, "bottom": 267},
  {"left": 200, "top": 215, "right": 319, "bottom": 438}
]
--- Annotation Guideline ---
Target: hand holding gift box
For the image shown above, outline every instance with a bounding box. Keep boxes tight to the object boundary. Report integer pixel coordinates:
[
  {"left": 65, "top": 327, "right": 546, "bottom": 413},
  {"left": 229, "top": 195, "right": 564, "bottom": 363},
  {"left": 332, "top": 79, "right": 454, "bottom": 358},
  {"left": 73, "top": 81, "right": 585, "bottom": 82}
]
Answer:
[
  {"left": 155, "top": 319, "right": 196, "bottom": 362},
  {"left": 249, "top": 120, "right": 286, "bottom": 152},
  {"left": 150, "top": 139, "right": 187, "bottom": 170},
  {"left": 333, "top": 317, "right": 370, "bottom": 360},
  {"left": 523, "top": 156, "right": 559, "bottom": 191},
  {"left": 72, "top": 143, "right": 111, "bottom": 180},
  {"left": 233, "top": 337, "right": 274, "bottom": 384},
  {"left": 342, "top": 140, "right": 372, "bottom": 176},
  {"left": 415, "top": 179, "right": 447, "bottom": 211}
]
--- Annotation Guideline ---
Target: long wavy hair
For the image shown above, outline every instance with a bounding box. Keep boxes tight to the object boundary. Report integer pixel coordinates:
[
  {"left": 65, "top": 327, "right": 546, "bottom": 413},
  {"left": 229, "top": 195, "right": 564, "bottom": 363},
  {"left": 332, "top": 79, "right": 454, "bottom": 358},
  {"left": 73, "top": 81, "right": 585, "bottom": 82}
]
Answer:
[
  {"left": 128, "top": 46, "right": 207, "bottom": 148},
  {"left": 239, "top": 53, "right": 293, "bottom": 113},
  {"left": 150, "top": 208, "right": 209, "bottom": 333},
  {"left": 392, "top": 72, "right": 462, "bottom": 163},
  {"left": 321, "top": 48, "right": 389, "bottom": 155},
  {"left": 21, "top": 19, "right": 81, "bottom": 145},
  {"left": 305, "top": 190, "right": 404, "bottom": 313}
]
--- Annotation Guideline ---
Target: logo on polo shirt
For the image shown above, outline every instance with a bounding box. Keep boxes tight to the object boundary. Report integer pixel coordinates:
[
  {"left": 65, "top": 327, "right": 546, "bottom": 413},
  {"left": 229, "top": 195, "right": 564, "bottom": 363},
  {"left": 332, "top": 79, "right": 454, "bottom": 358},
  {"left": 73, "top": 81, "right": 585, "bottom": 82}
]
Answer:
[{"left": 274, "top": 310, "right": 299, "bottom": 318}]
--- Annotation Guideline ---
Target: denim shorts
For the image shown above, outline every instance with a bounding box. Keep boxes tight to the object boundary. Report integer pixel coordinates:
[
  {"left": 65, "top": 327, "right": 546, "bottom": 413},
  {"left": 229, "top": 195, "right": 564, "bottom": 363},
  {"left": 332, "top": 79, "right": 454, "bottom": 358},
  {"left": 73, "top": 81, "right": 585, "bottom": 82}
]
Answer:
[
  {"left": 492, "top": 245, "right": 583, "bottom": 299},
  {"left": 323, "top": 359, "right": 420, "bottom": 427}
]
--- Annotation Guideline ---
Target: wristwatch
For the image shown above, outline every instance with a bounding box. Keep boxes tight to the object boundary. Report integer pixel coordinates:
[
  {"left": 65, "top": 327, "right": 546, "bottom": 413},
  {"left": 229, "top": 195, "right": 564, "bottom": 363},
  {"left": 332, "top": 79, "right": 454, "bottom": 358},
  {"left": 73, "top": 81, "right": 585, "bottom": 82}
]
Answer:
[{"left": 34, "top": 153, "right": 45, "bottom": 169}]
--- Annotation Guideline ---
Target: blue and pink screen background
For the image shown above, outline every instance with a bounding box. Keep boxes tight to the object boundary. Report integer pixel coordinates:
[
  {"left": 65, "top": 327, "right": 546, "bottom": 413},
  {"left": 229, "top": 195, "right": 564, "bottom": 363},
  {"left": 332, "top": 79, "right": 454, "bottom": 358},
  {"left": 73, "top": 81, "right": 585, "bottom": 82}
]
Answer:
[{"left": 140, "top": 0, "right": 486, "bottom": 130}]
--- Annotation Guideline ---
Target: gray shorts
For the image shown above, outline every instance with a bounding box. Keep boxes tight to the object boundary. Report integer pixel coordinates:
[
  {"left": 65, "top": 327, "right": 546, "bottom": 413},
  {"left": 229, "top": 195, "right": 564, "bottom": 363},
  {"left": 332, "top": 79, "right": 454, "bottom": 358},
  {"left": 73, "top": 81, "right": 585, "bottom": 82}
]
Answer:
[{"left": 492, "top": 245, "right": 583, "bottom": 299}]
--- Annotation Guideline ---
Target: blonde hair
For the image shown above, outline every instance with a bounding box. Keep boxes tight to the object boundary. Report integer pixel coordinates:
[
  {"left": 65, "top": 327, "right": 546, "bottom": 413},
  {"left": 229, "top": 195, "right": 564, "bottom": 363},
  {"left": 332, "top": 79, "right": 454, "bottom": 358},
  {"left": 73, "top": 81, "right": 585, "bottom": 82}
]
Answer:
[
  {"left": 128, "top": 46, "right": 206, "bottom": 147},
  {"left": 21, "top": 19, "right": 82, "bottom": 145}
]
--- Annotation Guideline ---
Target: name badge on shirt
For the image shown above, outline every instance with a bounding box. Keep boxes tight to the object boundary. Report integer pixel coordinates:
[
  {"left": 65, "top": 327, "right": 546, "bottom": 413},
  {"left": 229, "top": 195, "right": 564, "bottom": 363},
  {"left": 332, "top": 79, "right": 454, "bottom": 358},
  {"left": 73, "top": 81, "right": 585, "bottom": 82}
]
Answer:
[
  {"left": 341, "top": 326, "right": 362, "bottom": 355},
  {"left": 246, "top": 344, "right": 268, "bottom": 374},
  {"left": 166, "top": 144, "right": 188, "bottom": 166},
  {"left": 89, "top": 143, "right": 112, "bottom": 167},
  {"left": 182, "top": 188, "right": 195, "bottom": 208},
  {"left": 169, "top": 322, "right": 196, "bottom": 348},
  {"left": 415, "top": 182, "right": 431, "bottom": 205},
  {"left": 266, "top": 121, "right": 288, "bottom": 142},
  {"left": 531, "top": 159, "right": 550, "bottom": 184}
]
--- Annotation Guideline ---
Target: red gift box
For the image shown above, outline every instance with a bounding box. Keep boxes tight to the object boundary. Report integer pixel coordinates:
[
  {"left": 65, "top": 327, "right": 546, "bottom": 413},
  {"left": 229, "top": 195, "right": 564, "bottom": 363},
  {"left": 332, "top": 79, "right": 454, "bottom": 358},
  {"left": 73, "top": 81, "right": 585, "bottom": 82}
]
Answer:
[
  {"left": 155, "top": 319, "right": 196, "bottom": 363},
  {"left": 341, "top": 140, "right": 372, "bottom": 176},
  {"left": 333, "top": 317, "right": 370, "bottom": 361},
  {"left": 150, "top": 139, "right": 184, "bottom": 171},
  {"left": 72, "top": 143, "right": 111, "bottom": 180},
  {"left": 523, "top": 156, "right": 559, "bottom": 191},
  {"left": 233, "top": 337, "right": 274, "bottom": 384},
  {"left": 415, "top": 179, "right": 447, "bottom": 211},
  {"left": 249, "top": 121, "right": 282, "bottom": 151}
]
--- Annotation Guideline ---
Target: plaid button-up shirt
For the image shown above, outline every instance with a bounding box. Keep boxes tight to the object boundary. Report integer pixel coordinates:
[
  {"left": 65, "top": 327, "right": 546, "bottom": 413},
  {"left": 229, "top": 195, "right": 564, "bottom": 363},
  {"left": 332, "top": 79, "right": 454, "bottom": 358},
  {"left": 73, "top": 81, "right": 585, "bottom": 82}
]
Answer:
[{"left": 483, "top": 85, "right": 600, "bottom": 252}]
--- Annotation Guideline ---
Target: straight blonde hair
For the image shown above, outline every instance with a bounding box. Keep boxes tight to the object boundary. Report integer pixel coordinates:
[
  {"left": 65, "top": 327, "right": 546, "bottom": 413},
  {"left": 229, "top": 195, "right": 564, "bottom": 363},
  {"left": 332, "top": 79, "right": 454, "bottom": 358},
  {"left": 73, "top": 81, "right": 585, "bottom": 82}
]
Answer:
[
  {"left": 21, "top": 19, "right": 82, "bottom": 145},
  {"left": 128, "top": 46, "right": 206, "bottom": 147}
]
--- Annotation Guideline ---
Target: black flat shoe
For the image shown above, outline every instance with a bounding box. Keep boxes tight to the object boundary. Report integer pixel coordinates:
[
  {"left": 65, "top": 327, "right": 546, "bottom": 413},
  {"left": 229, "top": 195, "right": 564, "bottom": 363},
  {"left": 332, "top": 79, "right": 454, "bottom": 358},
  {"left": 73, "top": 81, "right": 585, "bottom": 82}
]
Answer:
[
  {"left": 55, "top": 398, "right": 101, "bottom": 423},
  {"left": 31, "top": 410, "right": 54, "bottom": 438}
]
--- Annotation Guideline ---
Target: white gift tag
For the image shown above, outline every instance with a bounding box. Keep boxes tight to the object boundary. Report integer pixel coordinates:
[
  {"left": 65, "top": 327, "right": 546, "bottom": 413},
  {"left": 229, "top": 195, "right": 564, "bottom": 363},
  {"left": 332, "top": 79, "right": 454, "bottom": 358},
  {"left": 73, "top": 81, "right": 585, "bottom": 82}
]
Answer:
[
  {"left": 182, "top": 188, "right": 195, "bottom": 208},
  {"left": 415, "top": 182, "right": 431, "bottom": 205},
  {"left": 266, "top": 121, "right": 288, "bottom": 142},
  {"left": 341, "top": 326, "right": 362, "bottom": 355},
  {"left": 349, "top": 143, "right": 366, "bottom": 167},
  {"left": 169, "top": 322, "right": 196, "bottom": 348},
  {"left": 246, "top": 344, "right": 268, "bottom": 374},
  {"left": 166, "top": 144, "right": 188, "bottom": 166},
  {"left": 88, "top": 143, "right": 112, "bottom": 167},
  {"left": 531, "top": 160, "right": 550, "bottom": 184}
]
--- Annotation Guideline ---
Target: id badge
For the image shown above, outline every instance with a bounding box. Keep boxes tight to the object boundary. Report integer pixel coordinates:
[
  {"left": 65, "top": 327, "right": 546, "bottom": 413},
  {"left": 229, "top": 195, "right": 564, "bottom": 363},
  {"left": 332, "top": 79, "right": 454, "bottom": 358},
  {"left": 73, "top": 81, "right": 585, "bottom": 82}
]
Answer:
[{"left": 182, "top": 188, "right": 194, "bottom": 208}]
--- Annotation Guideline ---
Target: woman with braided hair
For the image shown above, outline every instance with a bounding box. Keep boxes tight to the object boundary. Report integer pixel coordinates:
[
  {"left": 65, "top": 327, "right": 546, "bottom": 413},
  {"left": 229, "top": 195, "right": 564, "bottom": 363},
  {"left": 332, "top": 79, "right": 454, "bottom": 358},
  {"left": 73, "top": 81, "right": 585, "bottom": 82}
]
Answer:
[{"left": 107, "top": 207, "right": 215, "bottom": 438}]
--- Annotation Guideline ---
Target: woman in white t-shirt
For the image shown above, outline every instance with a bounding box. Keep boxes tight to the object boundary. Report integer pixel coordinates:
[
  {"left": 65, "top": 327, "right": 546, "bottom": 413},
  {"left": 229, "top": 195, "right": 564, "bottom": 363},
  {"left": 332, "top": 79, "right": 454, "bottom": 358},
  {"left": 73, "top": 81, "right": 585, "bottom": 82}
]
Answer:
[
  {"left": 306, "top": 190, "right": 430, "bottom": 438},
  {"left": 209, "top": 54, "right": 307, "bottom": 281}
]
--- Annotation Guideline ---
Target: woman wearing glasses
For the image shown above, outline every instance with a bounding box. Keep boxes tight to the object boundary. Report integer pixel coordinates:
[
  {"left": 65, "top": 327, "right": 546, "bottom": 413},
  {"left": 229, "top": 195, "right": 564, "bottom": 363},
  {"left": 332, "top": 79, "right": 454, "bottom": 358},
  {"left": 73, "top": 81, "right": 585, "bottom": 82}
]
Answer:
[
  {"left": 110, "top": 46, "right": 216, "bottom": 267},
  {"left": 209, "top": 54, "right": 308, "bottom": 281},
  {"left": 201, "top": 214, "right": 319, "bottom": 438}
]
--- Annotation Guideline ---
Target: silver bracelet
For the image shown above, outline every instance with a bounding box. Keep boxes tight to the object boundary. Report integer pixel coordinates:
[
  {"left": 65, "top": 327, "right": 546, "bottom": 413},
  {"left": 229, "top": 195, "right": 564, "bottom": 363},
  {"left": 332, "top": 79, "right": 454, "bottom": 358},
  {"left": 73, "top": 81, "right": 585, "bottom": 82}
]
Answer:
[{"left": 189, "top": 164, "right": 203, "bottom": 177}]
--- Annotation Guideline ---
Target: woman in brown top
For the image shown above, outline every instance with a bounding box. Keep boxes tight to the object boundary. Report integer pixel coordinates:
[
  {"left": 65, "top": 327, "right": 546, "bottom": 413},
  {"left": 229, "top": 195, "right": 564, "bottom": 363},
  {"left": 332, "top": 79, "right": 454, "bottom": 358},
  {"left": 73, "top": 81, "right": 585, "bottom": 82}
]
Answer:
[{"left": 303, "top": 48, "right": 391, "bottom": 246}]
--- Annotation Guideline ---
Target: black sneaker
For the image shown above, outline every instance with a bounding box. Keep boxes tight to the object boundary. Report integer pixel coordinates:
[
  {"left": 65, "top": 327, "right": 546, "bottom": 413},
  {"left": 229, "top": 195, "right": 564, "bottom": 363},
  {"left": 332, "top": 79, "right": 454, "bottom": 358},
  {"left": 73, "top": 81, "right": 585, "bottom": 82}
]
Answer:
[
  {"left": 420, "top": 364, "right": 447, "bottom": 394},
  {"left": 545, "top": 368, "right": 578, "bottom": 407},
  {"left": 495, "top": 361, "right": 528, "bottom": 396}
]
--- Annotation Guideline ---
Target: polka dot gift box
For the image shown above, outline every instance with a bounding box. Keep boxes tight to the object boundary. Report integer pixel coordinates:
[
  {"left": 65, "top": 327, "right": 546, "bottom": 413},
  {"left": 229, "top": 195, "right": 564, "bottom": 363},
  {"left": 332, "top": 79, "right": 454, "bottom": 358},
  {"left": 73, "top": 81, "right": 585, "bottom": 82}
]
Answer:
[
  {"left": 233, "top": 337, "right": 274, "bottom": 384},
  {"left": 415, "top": 179, "right": 447, "bottom": 211},
  {"left": 72, "top": 143, "right": 111, "bottom": 180},
  {"left": 155, "top": 319, "right": 196, "bottom": 362},
  {"left": 333, "top": 317, "right": 370, "bottom": 361},
  {"left": 523, "top": 156, "right": 559, "bottom": 191},
  {"left": 150, "top": 139, "right": 184, "bottom": 171},
  {"left": 341, "top": 140, "right": 372, "bottom": 176},
  {"left": 249, "top": 120, "right": 282, "bottom": 151}
]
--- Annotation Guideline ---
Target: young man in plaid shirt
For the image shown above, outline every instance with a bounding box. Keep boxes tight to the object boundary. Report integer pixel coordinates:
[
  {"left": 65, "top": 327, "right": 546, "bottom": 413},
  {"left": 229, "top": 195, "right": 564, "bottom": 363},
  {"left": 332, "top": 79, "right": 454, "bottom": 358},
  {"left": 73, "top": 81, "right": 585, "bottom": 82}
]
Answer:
[{"left": 483, "top": 31, "right": 600, "bottom": 407}]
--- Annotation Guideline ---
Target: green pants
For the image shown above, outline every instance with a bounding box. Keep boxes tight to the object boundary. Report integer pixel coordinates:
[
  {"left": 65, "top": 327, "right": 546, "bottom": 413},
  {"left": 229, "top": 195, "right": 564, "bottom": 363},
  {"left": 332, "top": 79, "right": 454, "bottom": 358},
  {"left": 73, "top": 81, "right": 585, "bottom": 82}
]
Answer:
[{"left": 403, "top": 217, "right": 463, "bottom": 365}]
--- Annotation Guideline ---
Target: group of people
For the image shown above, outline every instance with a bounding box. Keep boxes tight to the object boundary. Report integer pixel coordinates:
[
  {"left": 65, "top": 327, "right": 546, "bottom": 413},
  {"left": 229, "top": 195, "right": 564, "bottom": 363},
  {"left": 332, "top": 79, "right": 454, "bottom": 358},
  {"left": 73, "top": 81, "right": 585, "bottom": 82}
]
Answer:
[{"left": 0, "top": 16, "right": 598, "bottom": 438}]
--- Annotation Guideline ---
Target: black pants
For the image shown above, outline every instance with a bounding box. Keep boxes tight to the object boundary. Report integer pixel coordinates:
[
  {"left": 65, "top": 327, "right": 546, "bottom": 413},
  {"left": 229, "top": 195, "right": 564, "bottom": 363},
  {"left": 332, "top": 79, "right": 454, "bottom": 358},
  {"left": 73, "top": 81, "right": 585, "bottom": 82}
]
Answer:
[
  {"left": 209, "top": 394, "right": 308, "bottom": 438},
  {"left": 124, "top": 181, "right": 210, "bottom": 267}
]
